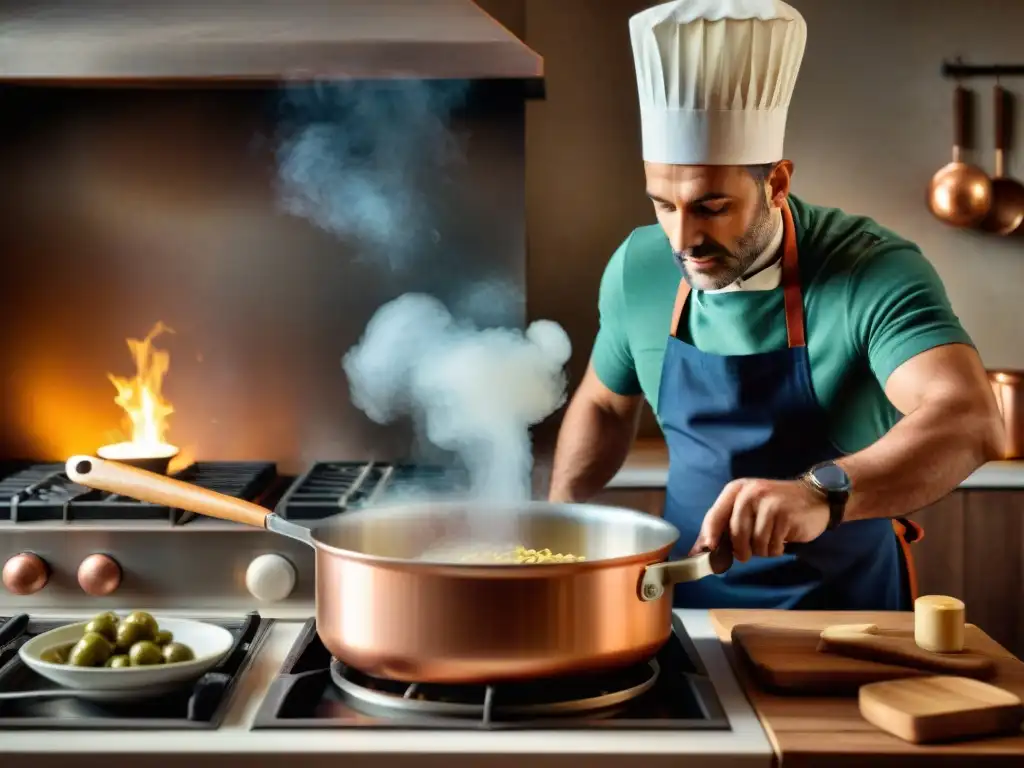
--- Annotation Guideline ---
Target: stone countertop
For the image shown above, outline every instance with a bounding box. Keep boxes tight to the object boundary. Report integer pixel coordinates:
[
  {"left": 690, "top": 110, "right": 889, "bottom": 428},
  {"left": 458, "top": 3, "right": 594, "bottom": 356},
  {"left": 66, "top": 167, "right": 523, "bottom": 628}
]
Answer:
[{"left": 606, "top": 439, "right": 1024, "bottom": 490}]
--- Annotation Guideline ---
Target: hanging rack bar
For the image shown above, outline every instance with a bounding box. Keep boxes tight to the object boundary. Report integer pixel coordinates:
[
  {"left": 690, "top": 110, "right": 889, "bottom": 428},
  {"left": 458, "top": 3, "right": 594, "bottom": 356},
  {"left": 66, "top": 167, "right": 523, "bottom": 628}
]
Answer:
[{"left": 942, "top": 61, "right": 1024, "bottom": 78}]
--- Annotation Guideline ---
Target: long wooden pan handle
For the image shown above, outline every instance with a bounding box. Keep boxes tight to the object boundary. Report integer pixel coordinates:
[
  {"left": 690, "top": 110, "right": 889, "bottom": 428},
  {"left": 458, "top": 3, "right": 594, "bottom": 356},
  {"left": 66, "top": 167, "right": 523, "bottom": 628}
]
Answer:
[{"left": 65, "top": 455, "right": 269, "bottom": 529}]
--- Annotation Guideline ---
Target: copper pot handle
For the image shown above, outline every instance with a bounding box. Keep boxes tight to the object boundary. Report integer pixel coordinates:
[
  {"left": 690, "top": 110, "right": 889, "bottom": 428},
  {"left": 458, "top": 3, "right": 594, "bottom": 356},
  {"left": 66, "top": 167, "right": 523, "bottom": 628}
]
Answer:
[
  {"left": 639, "top": 540, "right": 734, "bottom": 602},
  {"left": 65, "top": 455, "right": 313, "bottom": 545}
]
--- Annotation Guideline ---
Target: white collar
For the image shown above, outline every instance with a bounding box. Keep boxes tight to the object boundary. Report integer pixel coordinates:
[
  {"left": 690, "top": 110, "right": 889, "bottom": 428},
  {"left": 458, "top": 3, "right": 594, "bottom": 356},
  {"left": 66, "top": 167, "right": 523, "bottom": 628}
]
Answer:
[{"left": 704, "top": 213, "right": 785, "bottom": 294}]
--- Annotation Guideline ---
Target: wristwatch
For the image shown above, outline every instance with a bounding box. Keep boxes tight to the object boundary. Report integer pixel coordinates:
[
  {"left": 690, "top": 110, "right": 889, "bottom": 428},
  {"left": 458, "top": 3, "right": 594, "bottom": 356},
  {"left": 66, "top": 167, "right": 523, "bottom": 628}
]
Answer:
[{"left": 801, "top": 461, "right": 851, "bottom": 531}]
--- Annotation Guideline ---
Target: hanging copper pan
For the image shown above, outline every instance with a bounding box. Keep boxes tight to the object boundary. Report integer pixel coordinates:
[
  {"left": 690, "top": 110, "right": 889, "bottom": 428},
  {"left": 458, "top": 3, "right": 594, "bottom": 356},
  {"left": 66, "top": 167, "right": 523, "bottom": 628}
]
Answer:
[
  {"left": 928, "top": 85, "right": 992, "bottom": 227},
  {"left": 978, "top": 84, "right": 1024, "bottom": 236}
]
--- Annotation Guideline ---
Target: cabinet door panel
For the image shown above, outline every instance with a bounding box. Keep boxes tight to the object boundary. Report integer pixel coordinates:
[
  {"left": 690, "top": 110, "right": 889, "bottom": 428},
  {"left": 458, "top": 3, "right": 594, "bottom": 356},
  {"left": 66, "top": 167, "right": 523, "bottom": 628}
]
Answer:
[
  {"left": 907, "top": 493, "right": 965, "bottom": 602},
  {"left": 963, "top": 490, "right": 1024, "bottom": 656}
]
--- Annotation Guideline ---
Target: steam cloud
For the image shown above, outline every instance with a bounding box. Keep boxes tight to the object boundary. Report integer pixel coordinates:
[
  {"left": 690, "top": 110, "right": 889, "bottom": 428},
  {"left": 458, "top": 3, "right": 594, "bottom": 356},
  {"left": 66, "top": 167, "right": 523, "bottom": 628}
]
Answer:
[
  {"left": 274, "top": 80, "right": 470, "bottom": 271},
  {"left": 343, "top": 294, "right": 571, "bottom": 503},
  {"left": 274, "top": 80, "right": 571, "bottom": 506}
]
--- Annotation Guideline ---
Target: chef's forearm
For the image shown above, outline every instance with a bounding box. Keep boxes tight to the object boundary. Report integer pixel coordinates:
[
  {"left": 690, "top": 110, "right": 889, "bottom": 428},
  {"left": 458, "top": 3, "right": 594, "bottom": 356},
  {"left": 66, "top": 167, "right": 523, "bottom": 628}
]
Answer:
[
  {"left": 548, "top": 396, "right": 641, "bottom": 503},
  {"left": 836, "top": 396, "right": 1004, "bottom": 522}
]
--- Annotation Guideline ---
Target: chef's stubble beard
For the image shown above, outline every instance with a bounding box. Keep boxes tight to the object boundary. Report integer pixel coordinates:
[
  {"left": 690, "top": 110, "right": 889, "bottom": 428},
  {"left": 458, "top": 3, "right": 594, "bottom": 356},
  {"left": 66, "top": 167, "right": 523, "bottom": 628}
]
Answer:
[{"left": 676, "top": 194, "right": 779, "bottom": 290}]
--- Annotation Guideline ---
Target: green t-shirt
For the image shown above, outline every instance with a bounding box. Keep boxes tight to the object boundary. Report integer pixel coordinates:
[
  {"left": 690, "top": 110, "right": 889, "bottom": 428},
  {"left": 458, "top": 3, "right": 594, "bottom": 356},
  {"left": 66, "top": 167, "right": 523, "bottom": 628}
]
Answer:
[{"left": 591, "top": 194, "right": 974, "bottom": 454}]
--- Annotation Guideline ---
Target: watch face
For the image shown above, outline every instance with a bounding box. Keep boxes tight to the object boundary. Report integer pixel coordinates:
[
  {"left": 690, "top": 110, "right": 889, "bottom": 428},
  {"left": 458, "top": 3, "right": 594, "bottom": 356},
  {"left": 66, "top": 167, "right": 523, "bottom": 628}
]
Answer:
[{"left": 812, "top": 462, "right": 851, "bottom": 493}]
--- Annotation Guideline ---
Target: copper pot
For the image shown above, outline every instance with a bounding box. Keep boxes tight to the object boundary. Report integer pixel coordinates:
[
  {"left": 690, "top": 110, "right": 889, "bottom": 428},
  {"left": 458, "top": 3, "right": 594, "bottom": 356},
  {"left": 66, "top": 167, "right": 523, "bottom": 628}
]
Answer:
[
  {"left": 927, "top": 85, "right": 992, "bottom": 228},
  {"left": 989, "top": 370, "right": 1024, "bottom": 459},
  {"left": 65, "top": 455, "right": 732, "bottom": 684}
]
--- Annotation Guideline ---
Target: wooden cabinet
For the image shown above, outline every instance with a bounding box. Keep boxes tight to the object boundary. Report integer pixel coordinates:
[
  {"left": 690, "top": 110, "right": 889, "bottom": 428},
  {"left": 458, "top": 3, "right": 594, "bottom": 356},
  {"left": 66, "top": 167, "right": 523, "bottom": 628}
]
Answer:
[{"left": 910, "top": 489, "right": 1024, "bottom": 658}]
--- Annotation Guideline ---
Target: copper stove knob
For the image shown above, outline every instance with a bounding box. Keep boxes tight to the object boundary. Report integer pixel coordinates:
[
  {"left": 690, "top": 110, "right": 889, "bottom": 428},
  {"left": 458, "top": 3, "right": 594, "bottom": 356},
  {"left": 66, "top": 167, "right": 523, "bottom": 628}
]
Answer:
[
  {"left": 77, "top": 553, "right": 122, "bottom": 596},
  {"left": 2, "top": 552, "right": 50, "bottom": 595}
]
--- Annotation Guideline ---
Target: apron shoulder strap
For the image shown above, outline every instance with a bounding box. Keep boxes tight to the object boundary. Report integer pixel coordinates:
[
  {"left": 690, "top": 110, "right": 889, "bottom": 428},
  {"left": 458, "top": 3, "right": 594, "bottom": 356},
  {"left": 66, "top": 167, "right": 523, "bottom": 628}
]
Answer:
[{"left": 670, "top": 199, "right": 806, "bottom": 348}]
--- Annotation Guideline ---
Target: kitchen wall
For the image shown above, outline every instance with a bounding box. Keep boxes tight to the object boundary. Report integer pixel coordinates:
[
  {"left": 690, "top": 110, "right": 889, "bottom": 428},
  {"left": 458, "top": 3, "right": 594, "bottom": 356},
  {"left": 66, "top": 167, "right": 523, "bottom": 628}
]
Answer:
[
  {"left": 487, "top": 0, "right": 1024, "bottom": 439},
  {"left": 0, "top": 83, "right": 529, "bottom": 470}
]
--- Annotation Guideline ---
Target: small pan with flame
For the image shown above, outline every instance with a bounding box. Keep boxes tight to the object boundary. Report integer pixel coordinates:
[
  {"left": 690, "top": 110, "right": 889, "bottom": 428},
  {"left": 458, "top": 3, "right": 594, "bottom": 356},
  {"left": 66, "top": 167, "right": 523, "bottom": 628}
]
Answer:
[
  {"left": 97, "top": 321, "right": 179, "bottom": 475},
  {"left": 96, "top": 443, "right": 179, "bottom": 475}
]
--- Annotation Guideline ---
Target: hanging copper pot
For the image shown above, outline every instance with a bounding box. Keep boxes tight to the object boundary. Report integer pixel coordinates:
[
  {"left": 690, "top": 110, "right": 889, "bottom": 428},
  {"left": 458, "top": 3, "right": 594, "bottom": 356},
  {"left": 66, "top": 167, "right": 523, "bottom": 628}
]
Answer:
[{"left": 927, "top": 85, "right": 992, "bottom": 228}]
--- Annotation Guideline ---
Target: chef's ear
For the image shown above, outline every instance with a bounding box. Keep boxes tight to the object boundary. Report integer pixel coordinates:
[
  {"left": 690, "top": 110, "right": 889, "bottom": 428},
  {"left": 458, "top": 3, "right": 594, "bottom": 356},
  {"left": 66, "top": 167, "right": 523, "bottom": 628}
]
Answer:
[{"left": 767, "top": 160, "right": 794, "bottom": 207}]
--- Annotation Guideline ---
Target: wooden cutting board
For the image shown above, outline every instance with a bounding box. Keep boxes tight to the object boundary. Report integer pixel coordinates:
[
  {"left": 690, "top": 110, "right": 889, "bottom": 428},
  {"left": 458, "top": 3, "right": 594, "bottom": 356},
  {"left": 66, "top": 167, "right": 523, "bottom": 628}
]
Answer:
[
  {"left": 859, "top": 676, "right": 1024, "bottom": 744},
  {"left": 712, "top": 610, "right": 1024, "bottom": 767},
  {"left": 732, "top": 622, "right": 996, "bottom": 694}
]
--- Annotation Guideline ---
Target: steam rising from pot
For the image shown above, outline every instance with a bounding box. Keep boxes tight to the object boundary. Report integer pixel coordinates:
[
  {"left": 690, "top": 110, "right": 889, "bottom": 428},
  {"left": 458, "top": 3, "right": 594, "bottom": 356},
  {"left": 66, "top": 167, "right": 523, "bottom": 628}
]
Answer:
[
  {"left": 274, "top": 80, "right": 469, "bottom": 272},
  {"left": 343, "top": 294, "right": 571, "bottom": 503},
  {"left": 274, "top": 80, "right": 570, "bottom": 504}
]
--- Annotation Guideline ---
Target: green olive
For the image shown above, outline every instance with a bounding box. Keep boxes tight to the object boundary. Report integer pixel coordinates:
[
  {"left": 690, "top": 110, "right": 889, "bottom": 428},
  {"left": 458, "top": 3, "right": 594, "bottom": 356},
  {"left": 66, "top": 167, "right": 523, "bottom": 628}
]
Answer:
[
  {"left": 115, "top": 619, "right": 154, "bottom": 652},
  {"left": 128, "top": 640, "right": 164, "bottom": 666},
  {"left": 68, "top": 632, "right": 114, "bottom": 667},
  {"left": 40, "top": 643, "right": 71, "bottom": 665},
  {"left": 105, "top": 654, "right": 131, "bottom": 668},
  {"left": 154, "top": 629, "right": 173, "bottom": 646},
  {"left": 161, "top": 642, "right": 195, "bottom": 664},
  {"left": 123, "top": 611, "right": 159, "bottom": 637},
  {"left": 84, "top": 613, "right": 119, "bottom": 643}
]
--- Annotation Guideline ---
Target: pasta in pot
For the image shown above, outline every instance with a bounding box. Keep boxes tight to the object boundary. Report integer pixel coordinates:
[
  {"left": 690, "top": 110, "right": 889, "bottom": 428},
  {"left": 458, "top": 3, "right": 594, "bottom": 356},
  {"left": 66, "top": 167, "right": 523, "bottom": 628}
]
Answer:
[{"left": 456, "top": 544, "right": 586, "bottom": 564}]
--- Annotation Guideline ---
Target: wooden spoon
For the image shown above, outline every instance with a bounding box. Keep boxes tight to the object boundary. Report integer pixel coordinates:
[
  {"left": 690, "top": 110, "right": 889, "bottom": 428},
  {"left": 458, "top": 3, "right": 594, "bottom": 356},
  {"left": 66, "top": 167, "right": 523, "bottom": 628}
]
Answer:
[
  {"left": 927, "top": 85, "right": 992, "bottom": 228},
  {"left": 978, "top": 84, "right": 1024, "bottom": 236}
]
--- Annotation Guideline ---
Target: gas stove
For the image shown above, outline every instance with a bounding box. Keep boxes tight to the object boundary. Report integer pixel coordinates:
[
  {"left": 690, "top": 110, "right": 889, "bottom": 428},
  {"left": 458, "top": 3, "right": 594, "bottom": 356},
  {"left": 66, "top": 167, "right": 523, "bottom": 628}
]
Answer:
[
  {"left": 0, "top": 610, "right": 728, "bottom": 734},
  {"left": 0, "top": 459, "right": 734, "bottom": 738},
  {"left": 251, "top": 613, "right": 727, "bottom": 731}
]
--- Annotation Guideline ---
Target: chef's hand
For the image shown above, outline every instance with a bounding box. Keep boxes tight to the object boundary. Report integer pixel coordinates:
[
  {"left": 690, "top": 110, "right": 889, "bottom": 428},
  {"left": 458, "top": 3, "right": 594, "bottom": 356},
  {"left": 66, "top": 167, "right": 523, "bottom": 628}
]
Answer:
[{"left": 687, "top": 479, "right": 829, "bottom": 562}]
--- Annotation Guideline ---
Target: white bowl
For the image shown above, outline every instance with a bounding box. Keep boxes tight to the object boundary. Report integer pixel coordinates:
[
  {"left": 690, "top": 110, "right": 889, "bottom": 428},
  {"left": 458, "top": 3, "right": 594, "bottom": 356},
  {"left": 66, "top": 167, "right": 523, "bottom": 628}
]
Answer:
[{"left": 19, "top": 616, "right": 235, "bottom": 692}]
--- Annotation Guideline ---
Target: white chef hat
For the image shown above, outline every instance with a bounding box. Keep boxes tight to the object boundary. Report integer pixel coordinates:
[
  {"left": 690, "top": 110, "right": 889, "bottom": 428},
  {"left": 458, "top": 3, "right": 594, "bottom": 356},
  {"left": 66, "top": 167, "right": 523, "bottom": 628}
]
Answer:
[{"left": 629, "top": 0, "right": 807, "bottom": 166}]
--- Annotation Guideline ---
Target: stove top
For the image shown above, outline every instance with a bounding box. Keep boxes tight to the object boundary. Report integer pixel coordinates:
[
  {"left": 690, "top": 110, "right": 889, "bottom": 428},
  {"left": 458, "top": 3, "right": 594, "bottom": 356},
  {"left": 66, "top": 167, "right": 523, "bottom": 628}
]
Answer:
[
  {"left": 0, "top": 612, "right": 272, "bottom": 729},
  {"left": 0, "top": 458, "right": 469, "bottom": 612},
  {"left": 277, "top": 461, "right": 469, "bottom": 520},
  {"left": 0, "top": 459, "right": 466, "bottom": 524},
  {"left": 251, "top": 614, "right": 729, "bottom": 731},
  {"left": 0, "top": 462, "right": 277, "bottom": 523}
]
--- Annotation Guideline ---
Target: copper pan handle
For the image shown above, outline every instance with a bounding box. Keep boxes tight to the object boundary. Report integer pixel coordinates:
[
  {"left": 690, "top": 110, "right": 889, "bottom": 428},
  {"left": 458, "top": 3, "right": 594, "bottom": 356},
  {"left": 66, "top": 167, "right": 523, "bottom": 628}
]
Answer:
[
  {"left": 65, "top": 455, "right": 313, "bottom": 545},
  {"left": 995, "top": 84, "right": 1007, "bottom": 153},
  {"left": 994, "top": 84, "right": 1008, "bottom": 176},
  {"left": 953, "top": 84, "right": 967, "bottom": 156}
]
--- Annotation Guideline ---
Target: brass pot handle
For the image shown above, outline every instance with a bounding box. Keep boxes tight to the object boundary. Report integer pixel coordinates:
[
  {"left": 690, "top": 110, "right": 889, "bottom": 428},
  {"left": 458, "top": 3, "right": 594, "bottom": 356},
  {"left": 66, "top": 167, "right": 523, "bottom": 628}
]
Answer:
[{"left": 639, "top": 541, "right": 733, "bottom": 602}]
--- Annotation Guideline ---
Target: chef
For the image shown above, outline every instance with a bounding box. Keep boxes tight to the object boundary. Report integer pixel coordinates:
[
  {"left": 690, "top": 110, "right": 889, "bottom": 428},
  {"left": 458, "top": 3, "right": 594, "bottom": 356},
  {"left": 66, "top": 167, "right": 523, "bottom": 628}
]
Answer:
[{"left": 548, "top": 0, "right": 1004, "bottom": 610}]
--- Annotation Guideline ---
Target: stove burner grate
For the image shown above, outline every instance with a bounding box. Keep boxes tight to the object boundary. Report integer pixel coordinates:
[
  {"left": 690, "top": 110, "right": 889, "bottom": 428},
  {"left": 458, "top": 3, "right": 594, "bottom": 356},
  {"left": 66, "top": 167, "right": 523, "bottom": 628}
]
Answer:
[
  {"left": 329, "top": 659, "right": 660, "bottom": 725},
  {"left": 0, "top": 611, "right": 269, "bottom": 730},
  {"left": 279, "top": 461, "right": 468, "bottom": 519},
  {"left": 0, "top": 462, "right": 276, "bottom": 523}
]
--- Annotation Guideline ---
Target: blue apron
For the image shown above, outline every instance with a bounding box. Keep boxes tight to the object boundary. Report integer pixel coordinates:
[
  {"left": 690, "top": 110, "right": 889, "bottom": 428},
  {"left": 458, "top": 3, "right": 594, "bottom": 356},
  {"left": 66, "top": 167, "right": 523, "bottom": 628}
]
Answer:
[{"left": 657, "top": 200, "right": 921, "bottom": 610}]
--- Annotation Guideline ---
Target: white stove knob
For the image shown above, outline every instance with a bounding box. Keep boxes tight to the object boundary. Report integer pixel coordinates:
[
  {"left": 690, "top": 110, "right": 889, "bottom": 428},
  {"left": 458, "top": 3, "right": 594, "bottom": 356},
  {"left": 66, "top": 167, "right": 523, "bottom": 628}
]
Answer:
[{"left": 245, "top": 554, "right": 297, "bottom": 602}]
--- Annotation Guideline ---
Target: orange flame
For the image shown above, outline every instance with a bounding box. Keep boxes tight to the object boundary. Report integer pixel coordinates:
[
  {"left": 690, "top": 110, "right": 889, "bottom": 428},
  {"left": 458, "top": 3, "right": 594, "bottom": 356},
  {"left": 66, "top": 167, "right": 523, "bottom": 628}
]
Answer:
[{"left": 101, "top": 321, "right": 178, "bottom": 459}]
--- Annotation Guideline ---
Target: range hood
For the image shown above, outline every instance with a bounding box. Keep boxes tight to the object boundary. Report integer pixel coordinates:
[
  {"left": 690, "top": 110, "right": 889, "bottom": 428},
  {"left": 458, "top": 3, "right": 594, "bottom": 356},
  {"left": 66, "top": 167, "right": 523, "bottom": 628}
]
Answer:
[{"left": 0, "top": 0, "right": 543, "bottom": 83}]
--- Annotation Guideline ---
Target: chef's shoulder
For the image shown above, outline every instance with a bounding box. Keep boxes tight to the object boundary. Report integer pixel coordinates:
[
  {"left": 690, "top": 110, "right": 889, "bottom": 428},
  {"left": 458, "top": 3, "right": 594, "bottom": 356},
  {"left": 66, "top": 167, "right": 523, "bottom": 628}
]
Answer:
[
  {"left": 796, "top": 197, "right": 975, "bottom": 386},
  {"left": 591, "top": 225, "right": 671, "bottom": 396},
  {"left": 600, "top": 224, "right": 673, "bottom": 301}
]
